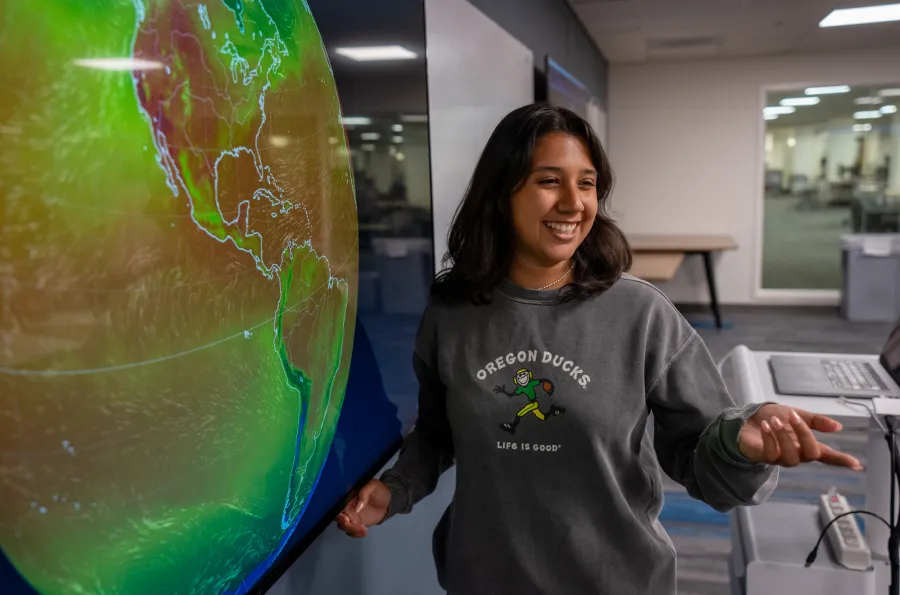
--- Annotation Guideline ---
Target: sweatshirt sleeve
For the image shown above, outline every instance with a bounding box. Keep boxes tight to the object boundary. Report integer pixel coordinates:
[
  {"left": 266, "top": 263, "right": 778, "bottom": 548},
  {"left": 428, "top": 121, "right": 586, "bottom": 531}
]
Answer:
[
  {"left": 379, "top": 300, "right": 454, "bottom": 519},
  {"left": 647, "top": 332, "right": 779, "bottom": 513}
]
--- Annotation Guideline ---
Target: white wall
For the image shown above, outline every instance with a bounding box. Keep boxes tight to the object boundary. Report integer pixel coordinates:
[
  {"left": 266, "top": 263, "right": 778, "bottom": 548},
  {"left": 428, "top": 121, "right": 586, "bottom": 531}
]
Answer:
[
  {"left": 891, "top": 121, "right": 900, "bottom": 194},
  {"left": 826, "top": 121, "right": 861, "bottom": 180},
  {"left": 403, "top": 123, "right": 432, "bottom": 209},
  {"left": 608, "top": 48, "right": 900, "bottom": 305},
  {"left": 792, "top": 129, "right": 826, "bottom": 182},
  {"left": 425, "top": 0, "right": 534, "bottom": 271}
]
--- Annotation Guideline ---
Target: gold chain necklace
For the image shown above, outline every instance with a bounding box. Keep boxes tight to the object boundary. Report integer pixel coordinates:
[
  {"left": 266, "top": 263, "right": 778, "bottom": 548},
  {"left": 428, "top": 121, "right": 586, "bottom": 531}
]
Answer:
[{"left": 534, "top": 262, "right": 575, "bottom": 291}]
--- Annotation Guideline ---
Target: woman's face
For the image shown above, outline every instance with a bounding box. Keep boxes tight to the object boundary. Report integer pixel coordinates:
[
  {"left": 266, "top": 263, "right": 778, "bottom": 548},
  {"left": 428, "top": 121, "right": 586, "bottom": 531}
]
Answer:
[{"left": 509, "top": 132, "right": 599, "bottom": 267}]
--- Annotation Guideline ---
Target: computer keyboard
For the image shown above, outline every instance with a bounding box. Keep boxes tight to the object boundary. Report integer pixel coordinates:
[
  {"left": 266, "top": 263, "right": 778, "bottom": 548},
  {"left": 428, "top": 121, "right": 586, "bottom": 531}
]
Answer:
[{"left": 822, "top": 360, "right": 885, "bottom": 392}]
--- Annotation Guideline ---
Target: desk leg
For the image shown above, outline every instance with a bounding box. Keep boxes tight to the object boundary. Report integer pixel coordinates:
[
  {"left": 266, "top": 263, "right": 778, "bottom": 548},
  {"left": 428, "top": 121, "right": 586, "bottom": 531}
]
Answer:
[
  {"left": 701, "top": 251, "right": 723, "bottom": 330},
  {"left": 866, "top": 416, "right": 895, "bottom": 561}
]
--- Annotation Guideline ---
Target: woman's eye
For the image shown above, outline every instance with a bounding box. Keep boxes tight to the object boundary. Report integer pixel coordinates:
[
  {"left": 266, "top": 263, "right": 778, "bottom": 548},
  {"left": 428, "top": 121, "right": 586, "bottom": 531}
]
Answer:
[
  {"left": 537, "top": 178, "right": 559, "bottom": 185},
  {"left": 580, "top": 180, "right": 596, "bottom": 187}
]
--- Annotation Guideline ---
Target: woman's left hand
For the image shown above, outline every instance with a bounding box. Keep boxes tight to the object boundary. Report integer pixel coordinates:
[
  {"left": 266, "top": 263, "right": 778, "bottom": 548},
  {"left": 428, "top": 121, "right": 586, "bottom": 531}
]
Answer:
[{"left": 738, "top": 403, "right": 863, "bottom": 470}]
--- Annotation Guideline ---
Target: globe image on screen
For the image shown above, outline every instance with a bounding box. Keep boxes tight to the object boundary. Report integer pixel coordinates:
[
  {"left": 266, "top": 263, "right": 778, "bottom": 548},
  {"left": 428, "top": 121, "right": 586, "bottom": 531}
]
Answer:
[{"left": 0, "top": 0, "right": 358, "bottom": 593}]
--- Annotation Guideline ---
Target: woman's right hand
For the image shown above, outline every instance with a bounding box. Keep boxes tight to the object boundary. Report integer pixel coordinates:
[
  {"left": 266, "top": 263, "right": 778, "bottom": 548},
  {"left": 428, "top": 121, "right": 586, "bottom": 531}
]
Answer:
[{"left": 335, "top": 479, "right": 391, "bottom": 538}]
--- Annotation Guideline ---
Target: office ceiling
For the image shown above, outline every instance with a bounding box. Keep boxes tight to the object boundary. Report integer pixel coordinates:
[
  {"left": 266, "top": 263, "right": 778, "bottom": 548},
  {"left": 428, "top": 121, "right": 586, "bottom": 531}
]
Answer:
[
  {"left": 568, "top": 0, "right": 900, "bottom": 64},
  {"left": 306, "top": 0, "right": 428, "bottom": 115},
  {"left": 766, "top": 84, "right": 900, "bottom": 129}
]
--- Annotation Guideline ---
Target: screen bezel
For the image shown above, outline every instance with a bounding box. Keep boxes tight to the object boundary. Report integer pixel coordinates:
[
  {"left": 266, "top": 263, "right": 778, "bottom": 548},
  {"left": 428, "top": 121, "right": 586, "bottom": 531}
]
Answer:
[{"left": 879, "top": 316, "right": 900, "bottom": 387}]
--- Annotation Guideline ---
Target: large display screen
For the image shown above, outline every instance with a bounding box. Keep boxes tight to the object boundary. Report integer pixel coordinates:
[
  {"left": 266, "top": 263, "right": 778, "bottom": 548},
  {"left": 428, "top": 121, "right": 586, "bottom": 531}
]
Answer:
[
  {"left": 545, "top": 55, "right": 607, "bottom": 148},
  {"left": 0, "top": 0, "right": 432, "bottom": 593},
  {"left": 546, "top": 56, "right": 590, "bottom": 119}
]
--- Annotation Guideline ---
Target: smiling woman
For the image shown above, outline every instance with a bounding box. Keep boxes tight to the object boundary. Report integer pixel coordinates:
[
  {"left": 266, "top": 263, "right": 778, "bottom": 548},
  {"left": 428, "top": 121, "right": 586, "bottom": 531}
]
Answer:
[
  {"left": 334, "top": 102, "right": 862, "bottom": 595},
  {"left": 433, "top": 103, "right": 631, "bottom": 303}
]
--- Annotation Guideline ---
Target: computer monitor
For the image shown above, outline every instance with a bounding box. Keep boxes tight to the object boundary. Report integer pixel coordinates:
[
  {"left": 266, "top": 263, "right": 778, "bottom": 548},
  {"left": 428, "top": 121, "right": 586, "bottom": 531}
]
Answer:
[
  {"left": 544, "top": 55, "right": 607, "bottom": 146},
  {"left": 0, "top": 0, "right": 432, "bottom": 593},
  {"left": 879, "top": 316, "right": 900, "bottom": 386},
  {"left": 545, "top": 55, "right": 590, "bottom": 119}
]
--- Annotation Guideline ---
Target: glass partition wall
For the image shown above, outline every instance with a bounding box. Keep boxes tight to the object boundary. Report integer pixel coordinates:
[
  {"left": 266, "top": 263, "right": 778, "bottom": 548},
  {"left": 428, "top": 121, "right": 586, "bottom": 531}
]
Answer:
[{"left": 762, "top": 84, "right": 900, "bottom": 291}]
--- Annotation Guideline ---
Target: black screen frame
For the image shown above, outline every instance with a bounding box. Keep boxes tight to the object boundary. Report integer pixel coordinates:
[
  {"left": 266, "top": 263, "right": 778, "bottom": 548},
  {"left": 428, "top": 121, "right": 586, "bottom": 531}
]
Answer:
[{"left": 880, "top": 316, "right": 900, "bottom": 386}]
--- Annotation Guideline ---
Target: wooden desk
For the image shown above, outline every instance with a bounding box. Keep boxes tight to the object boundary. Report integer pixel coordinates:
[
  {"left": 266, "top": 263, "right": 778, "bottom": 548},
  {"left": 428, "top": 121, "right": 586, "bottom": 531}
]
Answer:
[
  {"left": 628, "top": 234, "right": 738, "bottom": 253},
  {"left": 629, "top": 252, "right": 684, "bottom": 282},
  {"left": 860, "top": 201, "right": 900, "bottom": 233},
  {"left": 628, "top": 234, "right": 738, "bottom": 330}
]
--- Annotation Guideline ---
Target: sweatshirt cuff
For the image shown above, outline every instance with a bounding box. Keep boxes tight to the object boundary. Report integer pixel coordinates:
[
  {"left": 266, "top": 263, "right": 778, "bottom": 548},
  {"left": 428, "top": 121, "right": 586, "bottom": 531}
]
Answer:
[
  {"left": 716, "top": 401, "right": 776, "bottom": 467},
  {"left": 380, "top": 470, "right": 411, "bottom": 521}
]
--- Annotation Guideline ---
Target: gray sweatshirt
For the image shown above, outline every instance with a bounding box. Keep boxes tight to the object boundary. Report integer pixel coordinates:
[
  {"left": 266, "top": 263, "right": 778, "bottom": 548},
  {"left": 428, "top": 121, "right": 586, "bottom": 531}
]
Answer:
[{"left": 381, "top": 274, "right": 778, "bottom": 595}]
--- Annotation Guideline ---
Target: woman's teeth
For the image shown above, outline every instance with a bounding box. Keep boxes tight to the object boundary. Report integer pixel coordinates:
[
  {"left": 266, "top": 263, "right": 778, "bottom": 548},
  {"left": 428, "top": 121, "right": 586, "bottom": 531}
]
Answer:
[{"left": 544, "top": 222, "right": 577, "bottom": 235}]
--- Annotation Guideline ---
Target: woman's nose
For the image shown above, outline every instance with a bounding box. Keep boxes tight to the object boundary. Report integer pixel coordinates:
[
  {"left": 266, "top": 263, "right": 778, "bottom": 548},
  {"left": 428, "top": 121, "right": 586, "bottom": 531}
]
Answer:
[{"left": 558, "top": 184, "right": 585, "bottom": 212}]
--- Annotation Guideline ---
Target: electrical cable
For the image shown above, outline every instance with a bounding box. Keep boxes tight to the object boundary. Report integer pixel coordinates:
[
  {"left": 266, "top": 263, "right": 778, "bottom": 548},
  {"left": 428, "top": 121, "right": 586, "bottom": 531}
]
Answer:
[
  {"left": 805, "top": 509, "right": 891, "bottom": 567},
  {"left": 804, "top": 400, "right": 900, "bottom": 594}
]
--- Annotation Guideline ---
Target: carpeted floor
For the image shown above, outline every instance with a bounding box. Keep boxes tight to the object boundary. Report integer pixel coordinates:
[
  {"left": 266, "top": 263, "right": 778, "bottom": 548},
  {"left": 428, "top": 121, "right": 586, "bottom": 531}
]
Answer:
[{"left": 761, "top": 195, "right": 851, "bottom": 291}]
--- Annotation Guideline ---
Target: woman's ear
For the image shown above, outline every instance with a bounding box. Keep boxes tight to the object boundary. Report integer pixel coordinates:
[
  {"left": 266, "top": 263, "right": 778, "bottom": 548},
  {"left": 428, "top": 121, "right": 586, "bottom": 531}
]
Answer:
[{"left": 497, "top": 193, "right": 510, "bottom": 216}]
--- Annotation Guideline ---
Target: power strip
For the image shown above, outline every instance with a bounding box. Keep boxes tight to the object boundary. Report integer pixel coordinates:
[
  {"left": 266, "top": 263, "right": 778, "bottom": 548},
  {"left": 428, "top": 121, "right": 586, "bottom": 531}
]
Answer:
[{"left": 818, "top": 487, "right": 872, "bottom": 571}]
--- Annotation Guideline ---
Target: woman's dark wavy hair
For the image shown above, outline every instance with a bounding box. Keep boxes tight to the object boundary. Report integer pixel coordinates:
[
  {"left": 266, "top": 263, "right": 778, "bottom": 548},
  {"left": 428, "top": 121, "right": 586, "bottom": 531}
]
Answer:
[{"left": 433, "top": 103, "right": 631, "bottom": 304}]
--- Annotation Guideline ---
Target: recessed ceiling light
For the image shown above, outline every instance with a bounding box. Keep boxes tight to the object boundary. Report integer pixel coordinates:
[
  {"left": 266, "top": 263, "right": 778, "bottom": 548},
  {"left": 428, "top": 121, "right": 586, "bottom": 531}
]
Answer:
[
  {"left": 392, "top": 136, "right": 404, "bottom": 143},
  {"left": 879, "top": 88, "right": 900, "bottom": 97},
  {"left": 787, "top": 138, "right": 797, "bottom": 148},
  {"left": 400, "top": 114, "right": 428, "bottom": 123},
  {"left": 74, "top": 57, "right": 164, "bottom": 71},
  {"left": 764, "top": 106, "right": 796, "bottom": 116},
  {"left": 805, "top": 85, "right": 851, "bottom": 95},
  {"left": 855, "top": 96, "right": 883, "bottom": 105},
  {"left": 392, "top": 124, "right": 404, "bottom": 132},
  {"left": 780, "top": 97, "right": 820, "bottom": 106},
  {"left": 854, "top": 110, "right": 883, "bottom": 119},
  {"left": 335, "top": 45, "right": 417, "bottom": 62},
  {"left": 882, "top": 105, "right": 899, "bottom": 114},
  {"left": 764, "top": 114, "right": 779, "bottom": 121},
  {"left": 361, "top": 143, "right": 376, "bottom": 152},
  {"left": 820, "top": 3, "right": 900, "bottom": 27},
  {"left": 360, "top": 132, "right": 381, "bottom": 141},
  {"left": 342, "top": 116, "right": 371, "bottom": 126},
  {"left": 853, "top": 123, "right": 874, "bottom": 132}
]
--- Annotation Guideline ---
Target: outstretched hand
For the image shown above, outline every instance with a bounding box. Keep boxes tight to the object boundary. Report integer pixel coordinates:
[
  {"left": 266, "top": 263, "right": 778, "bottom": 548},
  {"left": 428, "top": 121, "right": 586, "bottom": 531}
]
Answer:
[
  {"left": 335, "top": 479, "right": 391, "bottom": 538},
  {"left": 738, "top": 404, "right": 863, "bottom": 470}
]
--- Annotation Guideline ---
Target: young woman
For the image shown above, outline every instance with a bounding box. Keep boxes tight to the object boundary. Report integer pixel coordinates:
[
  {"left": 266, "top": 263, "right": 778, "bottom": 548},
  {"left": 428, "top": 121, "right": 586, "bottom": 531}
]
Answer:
[{"left": 336, "top": 104, "right": 861, "bottom": 595}]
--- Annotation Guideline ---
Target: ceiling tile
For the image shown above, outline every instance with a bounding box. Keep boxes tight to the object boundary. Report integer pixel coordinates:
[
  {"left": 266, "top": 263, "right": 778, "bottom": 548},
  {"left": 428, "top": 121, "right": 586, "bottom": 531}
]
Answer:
[
  {"left": 591, "top": 31, "right": 647, "bottom": 63},
  {"left": 569, "top": 0, "right": 632, "bottom": 4},
  {"left": 569, "top": 0, "right": 900, "bottom": 62},
  {"left": 795, "top": 23, "right": 900, "bottom": 53},
  {"left": 572, "top": 0, "right": 640, "bottom": 33},
  {"left": 735, "top": 0, "right": 833, "bottom": 27}
]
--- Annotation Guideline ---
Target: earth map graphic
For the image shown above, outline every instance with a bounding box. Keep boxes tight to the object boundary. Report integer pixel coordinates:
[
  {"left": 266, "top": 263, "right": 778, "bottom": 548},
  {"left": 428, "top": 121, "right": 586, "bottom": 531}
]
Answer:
[{"left": 0, "top": 0, "right": 358, "bottom": 593}]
